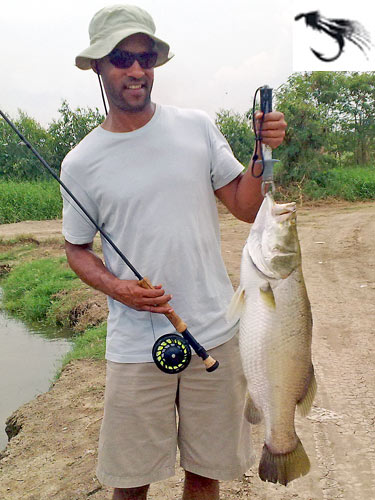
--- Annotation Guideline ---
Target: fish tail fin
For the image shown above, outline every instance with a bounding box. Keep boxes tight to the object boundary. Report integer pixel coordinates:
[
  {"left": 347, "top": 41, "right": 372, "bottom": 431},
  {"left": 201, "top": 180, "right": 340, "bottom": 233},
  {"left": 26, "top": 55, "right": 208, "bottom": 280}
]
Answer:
[
  {"left": 259, "top": 439, "right": 310, "bottom": 486},
  {"left": 226, "top": 286, "right": 245, "bottom": 321},
  {"left": 244, "top": 394, "right": 262, "bottom": 424},
  {"left": 297, "top": 366, "right": 317, "bottom": 417}
]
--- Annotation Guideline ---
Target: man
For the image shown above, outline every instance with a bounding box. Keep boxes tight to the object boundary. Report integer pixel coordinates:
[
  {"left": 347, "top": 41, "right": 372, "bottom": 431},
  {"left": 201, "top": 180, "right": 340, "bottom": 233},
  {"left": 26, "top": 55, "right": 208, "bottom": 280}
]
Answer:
[{"left": 61, "top": 5, "right": 286, "bottom": 500}]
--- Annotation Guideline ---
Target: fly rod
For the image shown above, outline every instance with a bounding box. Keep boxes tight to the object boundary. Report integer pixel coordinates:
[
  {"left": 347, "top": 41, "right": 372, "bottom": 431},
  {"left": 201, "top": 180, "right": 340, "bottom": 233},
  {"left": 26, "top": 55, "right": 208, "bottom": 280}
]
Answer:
[{"left": 0, "top": 109, "right": 219, "bottom": 374}]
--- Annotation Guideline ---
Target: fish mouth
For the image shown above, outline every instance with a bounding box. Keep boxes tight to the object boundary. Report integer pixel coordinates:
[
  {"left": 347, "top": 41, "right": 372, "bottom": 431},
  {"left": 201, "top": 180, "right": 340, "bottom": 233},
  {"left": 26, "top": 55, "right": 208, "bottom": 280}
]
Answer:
[{"left": 272, "top": 202, "right": 296, "bottom": 222}]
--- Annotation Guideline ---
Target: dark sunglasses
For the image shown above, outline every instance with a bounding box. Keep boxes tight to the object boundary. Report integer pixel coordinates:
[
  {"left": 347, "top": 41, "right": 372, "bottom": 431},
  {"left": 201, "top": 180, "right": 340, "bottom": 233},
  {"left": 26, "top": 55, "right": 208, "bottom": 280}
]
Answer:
[{"left": 108, "top": 49, "right": 158, "bottom": 69}]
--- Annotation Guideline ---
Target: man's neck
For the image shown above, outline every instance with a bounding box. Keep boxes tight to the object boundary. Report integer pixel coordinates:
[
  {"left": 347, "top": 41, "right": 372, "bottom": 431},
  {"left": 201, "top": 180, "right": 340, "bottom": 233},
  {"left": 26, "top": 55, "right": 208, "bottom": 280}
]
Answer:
[{"left": 101, "top": 102, "right": 156, "bottom": 132}]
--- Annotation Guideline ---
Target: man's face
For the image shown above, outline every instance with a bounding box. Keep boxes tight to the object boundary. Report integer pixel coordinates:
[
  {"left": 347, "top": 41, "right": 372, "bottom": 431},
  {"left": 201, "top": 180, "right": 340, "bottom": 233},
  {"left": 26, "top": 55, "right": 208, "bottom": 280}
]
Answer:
[{"left": 98, "top": 33, "right": 155, "bottom": 113}]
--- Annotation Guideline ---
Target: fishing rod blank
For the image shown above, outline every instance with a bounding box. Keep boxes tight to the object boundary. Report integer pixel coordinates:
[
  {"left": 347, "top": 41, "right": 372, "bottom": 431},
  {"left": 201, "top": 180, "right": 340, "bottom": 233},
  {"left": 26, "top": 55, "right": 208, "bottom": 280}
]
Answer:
[{"left": 0, "top": 109, "right": 219, "bottom": 374}]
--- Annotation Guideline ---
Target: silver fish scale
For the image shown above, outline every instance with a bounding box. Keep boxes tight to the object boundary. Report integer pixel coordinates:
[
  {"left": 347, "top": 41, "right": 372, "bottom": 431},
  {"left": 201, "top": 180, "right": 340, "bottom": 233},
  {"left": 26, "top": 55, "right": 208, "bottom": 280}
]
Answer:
[
  {"left": 231, "top": 193, "right": 315, "bottom": 485},
  {"left": 239, "top": 249, "right": 312, "bottom": 451}
]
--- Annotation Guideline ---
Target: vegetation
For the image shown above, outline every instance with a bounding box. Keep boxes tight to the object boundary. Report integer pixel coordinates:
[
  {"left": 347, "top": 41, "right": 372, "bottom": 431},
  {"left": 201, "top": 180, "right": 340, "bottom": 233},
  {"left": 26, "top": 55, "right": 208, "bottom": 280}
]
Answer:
[
  {"left": 0, "top": 180, "right": 62, "bottom": 223},
  {"left": 0, "top": 100, "right": 104, "bottom": 180},
  {"left": 303, "top": 166, "right": 375, "bottom": 201},
  {"left": 215, "top": 109, "right": 253, "bottom": 166},
  {"left": 1, "top": 257, "right": 80, "bottom": 323},
  {"left": 62, "top": 323, "right": 107, "bottom": 365},
  {"left": 274, "top": 72, "right": 375, "bottom": 184}
]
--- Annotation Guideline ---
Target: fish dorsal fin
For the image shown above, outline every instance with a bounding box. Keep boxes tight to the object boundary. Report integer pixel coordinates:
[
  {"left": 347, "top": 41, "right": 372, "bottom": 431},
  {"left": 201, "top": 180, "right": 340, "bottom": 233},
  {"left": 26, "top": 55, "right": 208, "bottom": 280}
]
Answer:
[{"left": 226, "top": 286, "right": 245, "bottom": 321}]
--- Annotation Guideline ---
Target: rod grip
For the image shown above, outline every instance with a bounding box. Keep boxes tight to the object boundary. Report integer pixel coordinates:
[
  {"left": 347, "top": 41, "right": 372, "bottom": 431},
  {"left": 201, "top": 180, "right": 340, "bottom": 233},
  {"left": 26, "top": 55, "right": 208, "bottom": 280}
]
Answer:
[
  {"left": 138, "top": 277, "right": 187, "bottom": 333},
  {"left": 260, "top": 85, "right": 273, "bottom": 114}
]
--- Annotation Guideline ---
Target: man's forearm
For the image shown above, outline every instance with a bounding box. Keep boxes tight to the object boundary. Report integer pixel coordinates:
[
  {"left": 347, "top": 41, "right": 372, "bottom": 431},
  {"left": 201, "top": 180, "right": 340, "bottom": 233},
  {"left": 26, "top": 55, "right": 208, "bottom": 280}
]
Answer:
[
  {"left": 64, "top": 240, "right": 173, "bottom": 313},
  {"left": 65, "top": 241, "right": 120, "bottom": 298},
  {"left": 214, "top": 143, "right": 264, "bottom": 223},
  {"left": 233, "top": 161, "right": 264, "bottom": 222}
]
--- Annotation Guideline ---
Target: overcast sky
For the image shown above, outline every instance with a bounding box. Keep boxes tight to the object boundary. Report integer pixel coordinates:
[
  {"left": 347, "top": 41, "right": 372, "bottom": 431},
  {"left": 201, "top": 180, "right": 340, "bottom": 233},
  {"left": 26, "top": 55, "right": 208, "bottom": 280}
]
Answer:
[
  {"left": 1, "top": 1, "right": 374, "bottom": 127},
  {"left": 1, "top": 0, "right": 293, "bottom": 125}
]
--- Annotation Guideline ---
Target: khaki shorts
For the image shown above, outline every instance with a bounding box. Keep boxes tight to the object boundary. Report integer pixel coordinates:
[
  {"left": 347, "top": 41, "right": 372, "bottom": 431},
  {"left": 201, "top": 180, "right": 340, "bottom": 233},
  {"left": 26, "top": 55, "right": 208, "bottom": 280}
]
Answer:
[{"left": 96, "top": 334, "right": 254, "bottom": 488}]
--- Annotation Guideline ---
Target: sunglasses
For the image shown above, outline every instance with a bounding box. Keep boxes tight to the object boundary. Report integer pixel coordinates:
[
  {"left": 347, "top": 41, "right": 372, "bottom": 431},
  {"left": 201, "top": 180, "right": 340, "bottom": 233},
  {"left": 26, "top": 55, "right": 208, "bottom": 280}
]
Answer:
[{"left": 108, "top": 49, "right": 158, "bottom": 69}]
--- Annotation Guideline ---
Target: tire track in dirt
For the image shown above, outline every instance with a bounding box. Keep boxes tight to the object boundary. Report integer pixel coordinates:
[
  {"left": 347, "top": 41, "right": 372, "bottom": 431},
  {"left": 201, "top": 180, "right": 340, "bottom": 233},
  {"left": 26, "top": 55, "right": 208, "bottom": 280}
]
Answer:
[{"left": 296, "top": 203, "right": 375, "bottom": 499}]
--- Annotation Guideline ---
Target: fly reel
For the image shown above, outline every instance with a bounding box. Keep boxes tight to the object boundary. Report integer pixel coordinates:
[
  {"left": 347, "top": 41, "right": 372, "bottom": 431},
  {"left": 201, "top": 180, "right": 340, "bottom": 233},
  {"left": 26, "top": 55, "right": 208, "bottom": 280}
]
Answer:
[{"left": 152, "top": 333, "right": 192, "bottom": 374}]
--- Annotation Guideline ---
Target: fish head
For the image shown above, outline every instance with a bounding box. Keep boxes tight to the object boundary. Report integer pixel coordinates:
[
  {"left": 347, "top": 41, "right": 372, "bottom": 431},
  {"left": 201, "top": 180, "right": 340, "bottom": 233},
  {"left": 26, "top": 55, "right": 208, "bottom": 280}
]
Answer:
[{"left": 248, "top": 193, "right": 300, "bottom": 279}]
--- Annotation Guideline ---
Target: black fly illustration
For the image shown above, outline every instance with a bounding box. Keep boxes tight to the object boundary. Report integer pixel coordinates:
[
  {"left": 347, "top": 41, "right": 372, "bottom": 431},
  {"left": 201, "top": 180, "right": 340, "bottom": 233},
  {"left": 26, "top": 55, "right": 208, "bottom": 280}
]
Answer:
[{"left": 295, "top": 11, "right": 371, "bottom": 62}]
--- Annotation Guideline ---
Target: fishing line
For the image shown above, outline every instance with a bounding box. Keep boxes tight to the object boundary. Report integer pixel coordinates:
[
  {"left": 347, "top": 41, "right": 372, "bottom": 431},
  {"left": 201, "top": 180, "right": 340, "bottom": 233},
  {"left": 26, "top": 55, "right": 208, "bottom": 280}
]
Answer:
[
  {"left": 0, "top": 109, "right": 218, "bottom": 374},
  {"left": 251, "top": 86, "right": 266, "bottom": 178},
  {"left": 97, "top": 74, "right": 108, "bottom": 116}
]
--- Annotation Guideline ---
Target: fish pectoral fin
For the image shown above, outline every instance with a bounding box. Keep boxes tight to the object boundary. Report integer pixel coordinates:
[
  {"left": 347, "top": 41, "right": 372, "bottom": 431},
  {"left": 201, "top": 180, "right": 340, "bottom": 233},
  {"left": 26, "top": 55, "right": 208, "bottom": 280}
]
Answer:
[
  {"left": 259, "top": 282, "right": 276, "bottom": 309},
  {"left": 244, "top": 394, "right": 263, "bottom": 424},
  {"left": 297, "top": 366, "right": 317, "bottom": 417},
  {"left": 226, "top": 286, "right": 246, "bottom": 321},
  {"left": 259, "top": 439, "right": 310, "bottom": 486}
]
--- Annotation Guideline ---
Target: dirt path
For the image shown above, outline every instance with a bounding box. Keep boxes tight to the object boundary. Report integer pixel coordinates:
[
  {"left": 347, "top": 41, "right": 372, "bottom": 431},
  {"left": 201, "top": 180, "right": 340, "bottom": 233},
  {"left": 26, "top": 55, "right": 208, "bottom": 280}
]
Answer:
[{"left": 0, "top": 201, "right": 374, "bottom": 499}]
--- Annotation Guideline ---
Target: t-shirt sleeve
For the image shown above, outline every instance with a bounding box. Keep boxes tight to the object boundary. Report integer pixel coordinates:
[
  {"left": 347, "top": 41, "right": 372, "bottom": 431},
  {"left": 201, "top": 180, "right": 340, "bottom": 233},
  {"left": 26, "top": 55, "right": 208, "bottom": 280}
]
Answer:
[
  {"left": 206, "top": 116, "right": 244, "bottom": 191},
  {"left": 60, "top": 159, "right": 99, "bottom": 245}
]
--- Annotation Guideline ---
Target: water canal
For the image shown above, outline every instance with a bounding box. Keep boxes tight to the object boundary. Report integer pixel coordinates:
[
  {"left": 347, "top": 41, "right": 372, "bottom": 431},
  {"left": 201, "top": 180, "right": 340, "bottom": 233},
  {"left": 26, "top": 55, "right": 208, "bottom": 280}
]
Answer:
[{"left": 0, "top": 307, "right": 72, "bottom": 450}]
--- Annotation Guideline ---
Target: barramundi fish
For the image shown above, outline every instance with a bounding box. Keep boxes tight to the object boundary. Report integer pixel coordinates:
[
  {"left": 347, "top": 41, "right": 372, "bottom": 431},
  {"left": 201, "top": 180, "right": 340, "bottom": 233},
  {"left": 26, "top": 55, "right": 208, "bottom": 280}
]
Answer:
[{"left": 228, "top": 192, "right": 316, "bottom": 485}]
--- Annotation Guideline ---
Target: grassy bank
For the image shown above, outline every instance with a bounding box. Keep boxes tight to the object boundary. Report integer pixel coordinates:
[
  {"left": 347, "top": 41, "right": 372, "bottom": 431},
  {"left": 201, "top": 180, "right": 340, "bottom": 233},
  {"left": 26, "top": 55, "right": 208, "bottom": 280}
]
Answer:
[
  {"left": 0, "top": 252, "right": 107, "bottom": 369},
  {"left": 0, "top": 180, "right": 62, "bottom": 224},
  {"left": 304, "top": 167, "right": 375, "bottom": 201},
  {"left": 273, "top": 165, "right": 375, "bottom": 203}
]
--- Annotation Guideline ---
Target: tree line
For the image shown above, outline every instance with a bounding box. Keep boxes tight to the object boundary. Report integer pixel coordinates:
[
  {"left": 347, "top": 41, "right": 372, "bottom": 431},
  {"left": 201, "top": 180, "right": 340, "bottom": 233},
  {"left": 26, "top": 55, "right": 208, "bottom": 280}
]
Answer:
[
  {"left": 1, "top": 72, "right": 374, "bottom": 183},
  {"left": 0, "top": 101, "right": 104, "bottom": 180}
]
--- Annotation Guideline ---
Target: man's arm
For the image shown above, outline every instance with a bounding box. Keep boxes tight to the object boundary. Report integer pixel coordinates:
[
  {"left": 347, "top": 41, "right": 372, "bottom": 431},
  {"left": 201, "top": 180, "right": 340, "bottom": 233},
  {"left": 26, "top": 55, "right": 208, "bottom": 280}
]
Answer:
[
  {"left": 215, "top": 111, "right": 286, "bottom": 223},
  {"left": 64, "top": 240, "right": 173, "bottom": 314}
]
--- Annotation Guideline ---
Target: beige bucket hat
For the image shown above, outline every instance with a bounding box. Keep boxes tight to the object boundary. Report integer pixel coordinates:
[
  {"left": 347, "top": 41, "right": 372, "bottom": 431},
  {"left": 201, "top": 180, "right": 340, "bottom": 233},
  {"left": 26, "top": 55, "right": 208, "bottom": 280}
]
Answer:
[{"left": 76, "top": 4, "right": 174, "bottom": 70}]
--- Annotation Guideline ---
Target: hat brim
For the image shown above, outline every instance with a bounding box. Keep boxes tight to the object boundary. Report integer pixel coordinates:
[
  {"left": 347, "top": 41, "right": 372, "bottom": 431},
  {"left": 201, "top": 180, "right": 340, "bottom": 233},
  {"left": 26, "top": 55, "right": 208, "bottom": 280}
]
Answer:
[{"left": 76, "top": 28, "right": 173, "bottom": 70}]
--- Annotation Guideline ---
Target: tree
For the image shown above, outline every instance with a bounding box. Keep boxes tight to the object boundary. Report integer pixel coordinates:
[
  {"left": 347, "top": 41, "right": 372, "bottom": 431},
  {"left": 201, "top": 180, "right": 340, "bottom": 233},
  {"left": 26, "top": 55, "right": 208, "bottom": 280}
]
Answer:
[
  {"left": 215, "top": 109, "right": 254, "bottom": 166},
  {"left": 274, "top": 71, "right": 375, "bottom": 184},
  {"left": 334, "top": 72, "right": 375, "bottom": 164},
  {"left": 48, "top": 100, "right": 104, "bottom": 169},
  {"left": 0, "top": 101, "right": 104, "bottom": 180},
  {"left": 0, "top": 111, "right": 53, "bottom": 179}
]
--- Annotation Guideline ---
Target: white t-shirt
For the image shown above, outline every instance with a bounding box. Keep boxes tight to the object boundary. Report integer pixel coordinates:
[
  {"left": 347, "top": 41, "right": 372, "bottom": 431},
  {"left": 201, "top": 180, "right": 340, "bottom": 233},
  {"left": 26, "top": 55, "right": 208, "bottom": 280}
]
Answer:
[{"left": 61, "top": 104, "right": 244, "bottom": 363}]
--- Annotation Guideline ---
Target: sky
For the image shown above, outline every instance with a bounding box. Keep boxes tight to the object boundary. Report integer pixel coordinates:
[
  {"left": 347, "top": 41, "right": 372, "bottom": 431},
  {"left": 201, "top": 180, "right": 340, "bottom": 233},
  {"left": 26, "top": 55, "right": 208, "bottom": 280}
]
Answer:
[
  {"left": 1, "top": 0, "right": 374, "bottom": 127},
  {"left": 1, "top": 0, "right": 293, "bottom": 126}
]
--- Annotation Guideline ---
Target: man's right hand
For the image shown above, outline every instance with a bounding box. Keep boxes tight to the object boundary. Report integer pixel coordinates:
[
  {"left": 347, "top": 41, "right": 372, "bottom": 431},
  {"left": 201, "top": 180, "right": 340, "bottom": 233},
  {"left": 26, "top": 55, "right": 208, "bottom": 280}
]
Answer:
[
  {"left": 64, "top": 240, "right": 173, "bottom": 315},
  {"left": 112, "top": 279, "right": 174, "bottom": 314}
]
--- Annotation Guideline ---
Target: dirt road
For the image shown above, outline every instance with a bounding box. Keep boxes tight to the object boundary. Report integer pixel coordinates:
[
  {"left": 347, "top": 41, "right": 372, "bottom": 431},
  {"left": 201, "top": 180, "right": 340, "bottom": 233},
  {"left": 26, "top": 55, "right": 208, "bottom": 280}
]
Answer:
[{"left": 0, "top": 201, "right": 374, "bottom": 499}]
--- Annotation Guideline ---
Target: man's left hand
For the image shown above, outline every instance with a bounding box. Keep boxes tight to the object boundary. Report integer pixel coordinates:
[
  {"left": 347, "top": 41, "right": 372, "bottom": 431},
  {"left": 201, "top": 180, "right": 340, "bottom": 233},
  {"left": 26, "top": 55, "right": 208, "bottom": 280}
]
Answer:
[{"left": 255, "top": 111, "right": 287, "bottom": 149}]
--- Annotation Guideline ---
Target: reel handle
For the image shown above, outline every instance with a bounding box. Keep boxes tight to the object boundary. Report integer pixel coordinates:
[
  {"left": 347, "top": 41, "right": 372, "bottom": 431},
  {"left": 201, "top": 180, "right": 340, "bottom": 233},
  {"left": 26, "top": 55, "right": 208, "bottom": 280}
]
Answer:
[
  {"left": 138, "top": 277, "right": 219, "bottom": 372},
  {"left": 138, "top": 277, "right": 187, "bottom": 333}
]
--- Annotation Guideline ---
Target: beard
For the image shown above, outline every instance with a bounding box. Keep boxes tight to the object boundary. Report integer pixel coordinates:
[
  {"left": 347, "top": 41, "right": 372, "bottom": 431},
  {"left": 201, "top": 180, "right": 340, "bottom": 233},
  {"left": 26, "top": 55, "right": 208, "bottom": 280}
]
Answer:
[{"left": 106, "top": 79, "right": 154, "bottom": 113}]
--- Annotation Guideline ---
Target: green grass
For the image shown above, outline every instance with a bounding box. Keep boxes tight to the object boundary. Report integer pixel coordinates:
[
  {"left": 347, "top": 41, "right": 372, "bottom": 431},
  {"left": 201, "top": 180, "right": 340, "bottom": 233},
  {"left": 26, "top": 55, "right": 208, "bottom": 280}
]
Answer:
[
  {"left": 0, "top": 180, "right": 62, "bottom": 223},
  {"left": 62, "top": 323, "right": 107, "bottom": 365},
  {"left": 0, "top": 243, "right": 37, "bottom": 262},
  {"left": 304, "top": 166, "right": 375, "bottom": 201},
  {"left": 1, "top": 257, "right": 80, "bottom": 323}
]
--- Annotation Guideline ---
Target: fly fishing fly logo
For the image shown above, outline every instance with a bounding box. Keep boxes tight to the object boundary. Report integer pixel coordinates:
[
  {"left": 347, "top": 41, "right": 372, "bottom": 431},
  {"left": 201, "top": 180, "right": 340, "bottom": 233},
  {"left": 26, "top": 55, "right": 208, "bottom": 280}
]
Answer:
[
  {"left": 292, "top": 2, "right": 374, "bottom": 71},
  {"left": 295, "top": 11, "right": 371, "bottom": 62}
]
